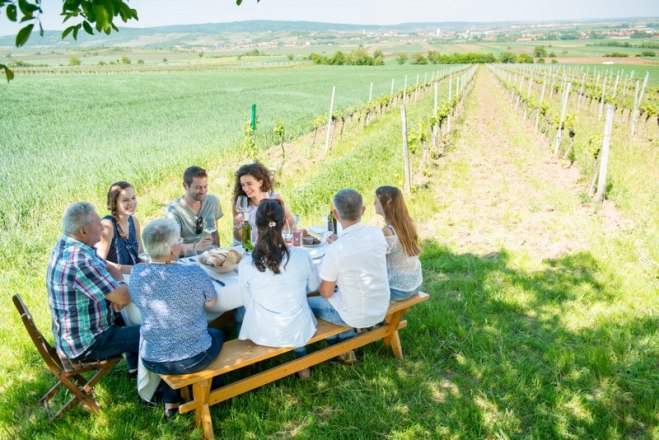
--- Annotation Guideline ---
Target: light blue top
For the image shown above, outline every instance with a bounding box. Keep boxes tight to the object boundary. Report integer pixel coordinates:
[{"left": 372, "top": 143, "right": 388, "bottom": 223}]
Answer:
[
  {"left": 129, "top": 263, "right": 216, "bottom": 362},
  {"left": 238, "top": 248, "right": 320, "bottom": 348}
]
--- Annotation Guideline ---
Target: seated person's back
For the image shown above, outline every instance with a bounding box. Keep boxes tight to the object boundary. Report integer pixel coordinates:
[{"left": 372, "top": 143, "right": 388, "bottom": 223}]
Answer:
[{"left": 238, "top": 200, "right": 320, "bottom": 349}]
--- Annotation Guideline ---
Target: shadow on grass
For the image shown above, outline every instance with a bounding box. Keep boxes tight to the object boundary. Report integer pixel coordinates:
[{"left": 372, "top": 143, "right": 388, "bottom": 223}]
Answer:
[{"left": 3, "top": 239, "right": 656, "bottom": 438}]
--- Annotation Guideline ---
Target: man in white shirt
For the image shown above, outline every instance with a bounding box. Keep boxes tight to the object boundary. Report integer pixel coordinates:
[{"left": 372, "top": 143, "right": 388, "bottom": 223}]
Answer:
[{"left": 309, "top": 189, "right": 389, "bottom": 363}]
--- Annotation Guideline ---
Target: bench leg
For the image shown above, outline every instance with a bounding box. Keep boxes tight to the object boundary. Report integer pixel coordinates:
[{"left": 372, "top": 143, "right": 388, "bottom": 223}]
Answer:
[
  {"left": 191, "top": 379, "right": 214, "bottom": 440},
  {"left": 383, "top": 308, "right": 408, "bottom": 359}
]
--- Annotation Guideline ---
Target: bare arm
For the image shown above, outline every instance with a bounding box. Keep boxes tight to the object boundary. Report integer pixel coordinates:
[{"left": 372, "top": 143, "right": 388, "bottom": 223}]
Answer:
[
  {"left": 133, "top": 216, "right": 144, "bottom": 255},
  {"left": 96, "top": 219, "right": 113, "bottom": 259},
  {"left": 105, "top": 284, "right": 131, "bottom": 311},
  {"left": 275, "top": 194, "right": 295, "bottom": 230},
  {"left": 319, "top": 279, "right": 336, "bottom": 299}
]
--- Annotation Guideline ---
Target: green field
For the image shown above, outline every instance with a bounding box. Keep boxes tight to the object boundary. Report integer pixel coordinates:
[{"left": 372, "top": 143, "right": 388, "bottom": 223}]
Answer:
[{"left": 0, "top": 62, "right": 656, "bottom": 438}]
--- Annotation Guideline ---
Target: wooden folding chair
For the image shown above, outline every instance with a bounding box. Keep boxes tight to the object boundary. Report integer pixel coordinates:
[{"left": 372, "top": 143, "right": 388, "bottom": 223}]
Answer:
[{"left": 12, "top": 294, "right": 122, "bottom": 420}]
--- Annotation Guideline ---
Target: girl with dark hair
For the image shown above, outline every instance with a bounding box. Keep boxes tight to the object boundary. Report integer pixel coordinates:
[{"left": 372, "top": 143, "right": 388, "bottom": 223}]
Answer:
[
  {"left": 96, "top": 181, "right": 143, "bottom": 274},
  {"left": 231, "top": 162, "right": 295, "bottom": 244},
  {"left": 237, "top": 199, "right": 320, "bottom": 378},
  {"left": 374, "top": 186, "right": 423, "bottom": 301}
]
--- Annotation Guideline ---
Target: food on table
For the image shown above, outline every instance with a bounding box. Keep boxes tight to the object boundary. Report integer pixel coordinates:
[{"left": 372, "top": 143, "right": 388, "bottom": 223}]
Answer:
[{"left": 200, "top": 248, "right": 242, "bottom": 267}]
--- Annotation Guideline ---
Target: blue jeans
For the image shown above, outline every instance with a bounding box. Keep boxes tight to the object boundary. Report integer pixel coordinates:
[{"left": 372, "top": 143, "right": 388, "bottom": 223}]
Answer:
[
  {"left": 75, "top": 325, "right": 140, "bottom": 370},
  {"left": 307, "top": 296, "right": 356, "bottom": 343},
  {"left": 390, "top": 285, "right": 421, "bottom": 301},
  {"left": 142, "top": 328, "right": 225, "bottom": 404}
]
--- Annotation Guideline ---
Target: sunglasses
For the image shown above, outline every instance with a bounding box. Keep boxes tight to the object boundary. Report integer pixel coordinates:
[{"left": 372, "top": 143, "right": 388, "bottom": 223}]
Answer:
[{"left": 195, "top": 216, "right": 203, "bottom": 235}]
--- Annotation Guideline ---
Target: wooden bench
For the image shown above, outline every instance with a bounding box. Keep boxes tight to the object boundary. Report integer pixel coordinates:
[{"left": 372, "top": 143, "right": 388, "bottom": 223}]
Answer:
[{"left": 161, "top": 292, "right": 429, "bottom": 439}]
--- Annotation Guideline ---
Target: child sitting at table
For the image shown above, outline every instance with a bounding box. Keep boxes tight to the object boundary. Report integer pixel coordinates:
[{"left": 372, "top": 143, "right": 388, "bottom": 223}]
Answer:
[{"left": 238, "top": 199, "right": 320, "bottom": 378}]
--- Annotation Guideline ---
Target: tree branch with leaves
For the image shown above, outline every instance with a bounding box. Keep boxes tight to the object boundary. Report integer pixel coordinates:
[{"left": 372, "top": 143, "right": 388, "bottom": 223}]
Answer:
[{"left": 1, "top": 0, "right": 258, "bottom": 81}]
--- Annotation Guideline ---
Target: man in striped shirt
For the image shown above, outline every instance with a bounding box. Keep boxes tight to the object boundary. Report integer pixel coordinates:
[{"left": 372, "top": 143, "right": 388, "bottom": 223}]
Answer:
[{"left": 47, "top": 202, "right": 139, "bottom": 372}]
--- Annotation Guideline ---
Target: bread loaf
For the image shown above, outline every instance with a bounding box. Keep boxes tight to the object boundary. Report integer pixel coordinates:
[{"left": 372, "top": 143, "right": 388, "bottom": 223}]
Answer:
[
  {"left": 225, "top": 249, "right": 242, "bottom": 265},
  {"left": 206, "top": 254, "right": 227, "bottom": 267}
]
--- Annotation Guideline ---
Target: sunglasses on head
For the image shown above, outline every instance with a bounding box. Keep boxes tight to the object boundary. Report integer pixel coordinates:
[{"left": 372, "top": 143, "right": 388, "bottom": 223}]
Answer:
[{"left": 195, "top": 216, "right": 203, "bottom": 234}]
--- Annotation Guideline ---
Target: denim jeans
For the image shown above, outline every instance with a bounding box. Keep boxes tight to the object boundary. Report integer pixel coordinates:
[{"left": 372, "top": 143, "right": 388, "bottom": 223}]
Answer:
[
  {"left": 390, "top": 285, "right": 421, "bottom": 302},
  {"left": 75, "top": 325, "right": 140, "bottom": 370},
  {"left": 307, "top": 296, "right": 356, "bottom": 343},
  {"left": 142, "top": 328, "right": 224, "bottom": 404}
]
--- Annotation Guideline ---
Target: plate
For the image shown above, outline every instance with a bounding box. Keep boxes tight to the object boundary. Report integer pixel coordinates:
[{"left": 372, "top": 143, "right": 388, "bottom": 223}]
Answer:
[
  {"left": 199, "top": 259, "right": 239, "bottom": 274},
  {"left": 298, "top": 243, "right": 327, "bottom": 259}
]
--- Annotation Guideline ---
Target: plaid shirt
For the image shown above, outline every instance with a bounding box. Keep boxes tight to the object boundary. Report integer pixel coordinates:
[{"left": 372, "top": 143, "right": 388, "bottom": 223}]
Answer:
[{"left": 46, "top": 235, "right": 120, "bottom": 359}]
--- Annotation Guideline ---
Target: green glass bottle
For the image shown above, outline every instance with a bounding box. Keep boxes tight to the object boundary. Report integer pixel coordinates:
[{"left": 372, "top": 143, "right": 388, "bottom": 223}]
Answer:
[{"left": 241, "top": 221, "right": 254, "bottom": 251}]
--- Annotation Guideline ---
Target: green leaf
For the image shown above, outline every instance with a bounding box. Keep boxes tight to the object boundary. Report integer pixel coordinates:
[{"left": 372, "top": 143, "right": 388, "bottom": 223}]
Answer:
[
  {"left": 82, "top": 20, "right": 93, "bottom": 35},
  {"left": 72, "top": 23, "right": 80, "bottom": 40},
  {"left": 18, "top": 0, "right": 38, "bottom": 14},
  {"left": 6, "top": 4, "right": 17, "bottom": 21},
  {"left": 236, "top": 0, "right": 243, "bottom": 4},
  {"left": 62, "top": 24, "right": 76, "bottom": 39},
  {"left": 15, "top": 23, "right": 34, "bottom": 47},
  {"left": 1, "top": 63, "right": 15, "bottom": 81}
]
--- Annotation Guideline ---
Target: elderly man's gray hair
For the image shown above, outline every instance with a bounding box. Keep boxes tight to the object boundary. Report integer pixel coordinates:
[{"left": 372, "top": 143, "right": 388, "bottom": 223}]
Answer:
[
  {"left": 63, "top": 202, "right": 96, "bottom": 236},
  {"left": 143, "top": 219, "right": 180, "bottom": 259},
  {"left": 333, "top": 189, "right": 363, "bottom": 222}
]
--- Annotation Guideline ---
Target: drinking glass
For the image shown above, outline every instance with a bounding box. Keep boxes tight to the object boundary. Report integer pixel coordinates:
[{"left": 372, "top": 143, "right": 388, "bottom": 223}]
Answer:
[
  {"left": 235, "top": 196, "right": 249, "bottom": 214},
  {"left": 282, "top": 221, "right": 293, "bottom": 245}
]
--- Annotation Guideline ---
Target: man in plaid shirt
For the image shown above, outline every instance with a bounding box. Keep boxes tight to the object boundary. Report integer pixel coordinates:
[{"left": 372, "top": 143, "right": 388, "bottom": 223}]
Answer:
[{"left": 47, "top": 202, "right": 139, "bottom": 372}]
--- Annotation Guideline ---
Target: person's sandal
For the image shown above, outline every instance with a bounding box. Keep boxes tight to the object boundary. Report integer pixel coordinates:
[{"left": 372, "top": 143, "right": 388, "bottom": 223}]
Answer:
[
  {"left": 297, "top": 367, "right": 311, "bottom": 379},
  {"left": 336, "top": 350, "right": 357, "bottom": 365}
]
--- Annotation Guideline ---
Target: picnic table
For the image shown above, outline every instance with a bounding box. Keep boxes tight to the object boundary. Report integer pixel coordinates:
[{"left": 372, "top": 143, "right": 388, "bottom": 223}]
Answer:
[{"left": 121, "top": 244, "right": 327, "bottom": 402}]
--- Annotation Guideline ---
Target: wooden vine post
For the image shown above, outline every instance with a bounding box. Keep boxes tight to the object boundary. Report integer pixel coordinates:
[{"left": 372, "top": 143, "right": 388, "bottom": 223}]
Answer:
[
  {"left": 535, "top": 81, "right": 546, "bottom": 132},
  {"left": 323, "top": 86, "right": 336, "bottom": 155},
  {"left": 595, "top": 104, "right": 615, "bottom": 203},
  {"left": 553, "top": 82, "right": 572, "bottom": 158},
  {"left": 432, "top": 82, "right": 439, "bottom": 152},
  {"left": 598, "top": 75, "right": 608, "bottom": 120},
  {"left": 447, "top": 76, "right": 453, "bottom": 133},
  {"left": 631, "top": 72, "right": 649, "bottom": 136},
  {"left": 369, "top": 82, "right": 373, "bottom": 102},
  {"left": 401, "top": 105, "right": 412, "bottom": 194}
]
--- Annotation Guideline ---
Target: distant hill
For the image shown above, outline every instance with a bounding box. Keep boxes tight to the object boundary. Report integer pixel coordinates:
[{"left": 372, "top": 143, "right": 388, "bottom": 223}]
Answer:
[{"left": 1, "top": 18, "right": 656, "bottom": 49}]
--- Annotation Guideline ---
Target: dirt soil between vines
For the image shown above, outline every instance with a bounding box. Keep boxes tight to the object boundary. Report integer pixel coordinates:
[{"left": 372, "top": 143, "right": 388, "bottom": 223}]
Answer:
[{"left": 421, "top": 67, "right": 628, "bottom": 261}]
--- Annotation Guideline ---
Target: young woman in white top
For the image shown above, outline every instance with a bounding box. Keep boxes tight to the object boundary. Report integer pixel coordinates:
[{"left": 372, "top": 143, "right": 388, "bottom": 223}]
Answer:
[
  {"left": 238, "top": 199, "right": 320, "bottom": 378},
  {"left": 232, "top": 162, "right": 295, "bottom": 244},
  {"left": 374, "top": 186, "right": 423, "bottom": 301}
]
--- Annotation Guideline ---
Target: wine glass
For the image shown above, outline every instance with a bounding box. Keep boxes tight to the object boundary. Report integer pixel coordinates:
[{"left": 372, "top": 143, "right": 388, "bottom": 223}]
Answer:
[
  {"left": 204, "top": 220, "right": 217, "bottom": 249},
  {"left": 282, "top": 220, "right": 293, "bottom": 245},
  {"left": 235, "top": 196, "right": 249, "bottom": 214}
]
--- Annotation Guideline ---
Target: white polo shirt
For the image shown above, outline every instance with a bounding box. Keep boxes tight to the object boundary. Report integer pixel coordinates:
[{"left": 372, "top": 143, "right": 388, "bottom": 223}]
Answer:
[{"left": 319, "top": 222, "right": 390, "bottom": 328}]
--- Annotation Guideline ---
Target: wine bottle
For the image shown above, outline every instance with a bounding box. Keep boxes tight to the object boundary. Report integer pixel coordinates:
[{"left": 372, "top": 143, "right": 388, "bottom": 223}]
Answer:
[
  {"left": 241, "top": 221, "right": 254, "bottom": 251},
  {"left": 292, "top": 213, "right": 302, "bottom": 246},
  {"left": 327, "top": 203, "right": 337, "bottom": 234}
]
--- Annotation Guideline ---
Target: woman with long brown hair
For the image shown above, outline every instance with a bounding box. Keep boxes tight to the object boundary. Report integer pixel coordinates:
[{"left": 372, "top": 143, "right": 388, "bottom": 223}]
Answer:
[
  {"left": 237, "top": 199, "right": 320, "bottom": 378},
  {"left": 96, "top": 181, "right": 143, "bottom": 274},
  {"left": 374, "top": 186, "right": 423, "bottom": 301}
]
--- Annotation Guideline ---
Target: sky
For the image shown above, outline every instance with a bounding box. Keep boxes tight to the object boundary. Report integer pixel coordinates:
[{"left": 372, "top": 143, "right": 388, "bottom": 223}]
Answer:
[{"left": 1, "top": 0, "right": 657, "bottom": 36}]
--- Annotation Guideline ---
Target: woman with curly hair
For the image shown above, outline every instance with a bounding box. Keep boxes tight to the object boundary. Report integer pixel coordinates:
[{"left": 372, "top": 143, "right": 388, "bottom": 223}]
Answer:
[{"left": 231, "top": 162, "right": 294, "bottom": 244}]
